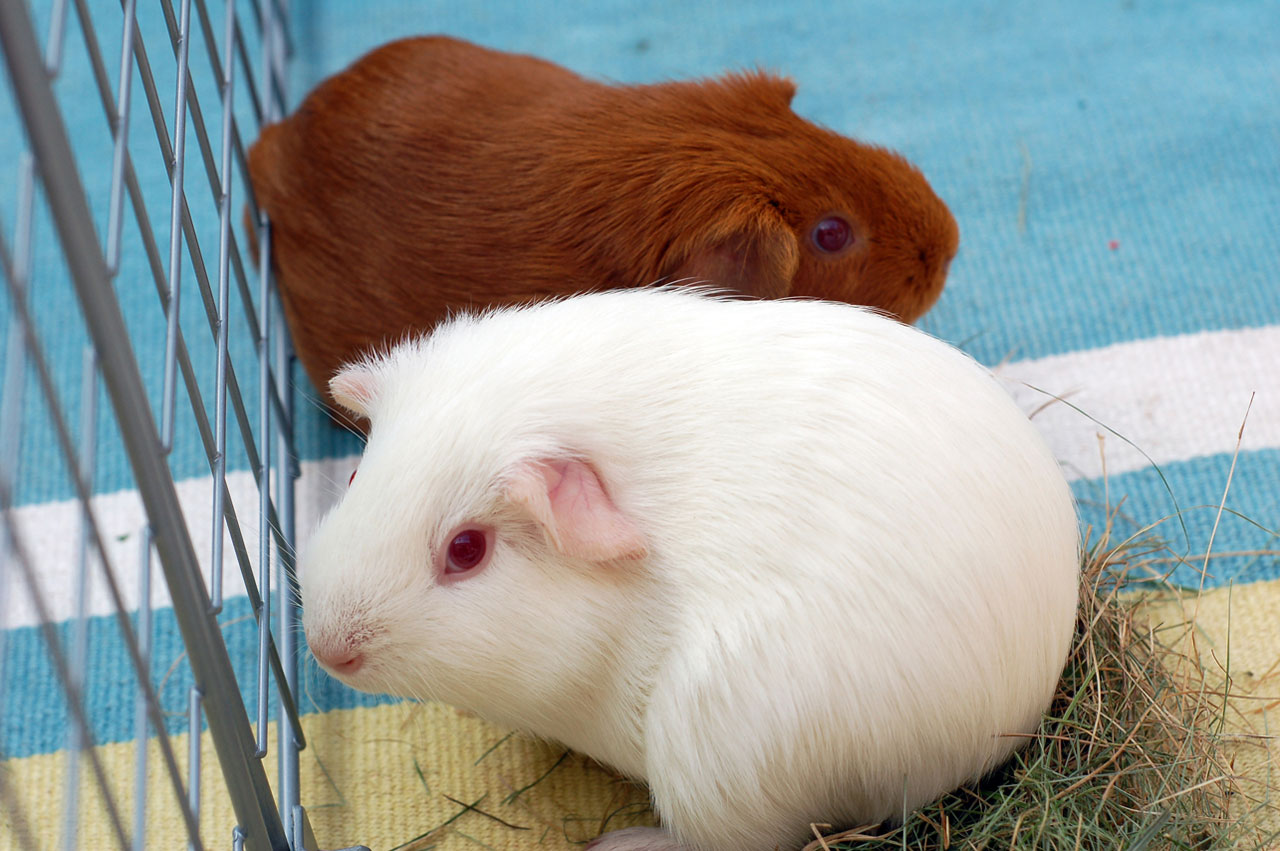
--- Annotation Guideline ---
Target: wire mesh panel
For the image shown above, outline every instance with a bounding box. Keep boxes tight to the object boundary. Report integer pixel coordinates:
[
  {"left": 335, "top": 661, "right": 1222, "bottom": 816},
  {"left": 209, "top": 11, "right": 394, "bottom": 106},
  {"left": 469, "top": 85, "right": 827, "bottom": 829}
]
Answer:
[{"left": 0, "top": 0, "right": 326, "bottom": 847}]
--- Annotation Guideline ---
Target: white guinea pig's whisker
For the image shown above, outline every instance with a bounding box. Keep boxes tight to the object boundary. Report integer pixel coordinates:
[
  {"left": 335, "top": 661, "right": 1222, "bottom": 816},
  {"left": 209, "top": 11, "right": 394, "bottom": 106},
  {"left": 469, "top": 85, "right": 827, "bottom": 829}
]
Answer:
[
  {"left": 296, "top": 387, "right": 368, "bottom": 443},
  {"left": 299, "top": 655, "right": 329, "bottom": 714},
  {"left": 307, "top": 470, "right": 352, "bottom": 504}
]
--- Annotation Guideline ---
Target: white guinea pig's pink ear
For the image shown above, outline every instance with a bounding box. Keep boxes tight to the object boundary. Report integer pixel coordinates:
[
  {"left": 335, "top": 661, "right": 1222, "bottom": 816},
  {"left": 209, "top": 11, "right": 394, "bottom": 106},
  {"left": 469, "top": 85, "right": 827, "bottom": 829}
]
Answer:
[
  {"left": 329, "top": 363, "right": 380, "bottom": 418},
  {"left": 505, "top": 459, "right": 647, "bottom": 563}
]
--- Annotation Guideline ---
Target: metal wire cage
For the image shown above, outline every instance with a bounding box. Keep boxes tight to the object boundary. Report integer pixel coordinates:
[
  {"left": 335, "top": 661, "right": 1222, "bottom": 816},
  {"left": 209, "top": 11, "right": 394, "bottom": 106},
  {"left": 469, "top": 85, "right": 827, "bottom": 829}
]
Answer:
[{"left": 0, "top": 0, "right": 335, "bottom": 847}]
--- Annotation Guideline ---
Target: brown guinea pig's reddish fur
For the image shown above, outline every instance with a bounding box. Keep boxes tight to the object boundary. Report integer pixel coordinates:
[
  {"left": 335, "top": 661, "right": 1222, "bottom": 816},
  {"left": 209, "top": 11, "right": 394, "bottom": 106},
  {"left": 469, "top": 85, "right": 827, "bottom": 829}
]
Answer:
[{"left": 248, "top": 35, "right": 960, "bottom": 409}]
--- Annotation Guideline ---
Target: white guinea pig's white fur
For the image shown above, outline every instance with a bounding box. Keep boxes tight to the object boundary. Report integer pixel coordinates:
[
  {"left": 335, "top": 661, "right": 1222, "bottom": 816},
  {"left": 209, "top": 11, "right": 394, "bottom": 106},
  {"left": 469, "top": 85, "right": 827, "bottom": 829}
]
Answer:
[{"left": 300, "top": 288, "right": 1080, "bottom": 851}]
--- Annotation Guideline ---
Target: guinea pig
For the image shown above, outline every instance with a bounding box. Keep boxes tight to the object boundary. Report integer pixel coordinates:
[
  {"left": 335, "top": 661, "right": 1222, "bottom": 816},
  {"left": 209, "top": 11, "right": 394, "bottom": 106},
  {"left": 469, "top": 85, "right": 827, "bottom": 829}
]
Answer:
[
  {"left": 248, "top": 35, "right": 960, "bottom": 413},
  {"left": 298, "top": 289, "right": 1078, "bottom": 851}
]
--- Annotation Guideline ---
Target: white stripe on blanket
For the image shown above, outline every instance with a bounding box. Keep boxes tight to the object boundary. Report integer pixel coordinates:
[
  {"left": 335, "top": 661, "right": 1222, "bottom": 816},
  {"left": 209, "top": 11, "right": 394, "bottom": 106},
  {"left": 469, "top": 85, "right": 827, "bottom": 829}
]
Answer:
[
  {"left": 1, "top": 457, "right": 356, "bottom": 631},
  {"left": 995, "top": 324, "right": 1278, "bottom": 481}
]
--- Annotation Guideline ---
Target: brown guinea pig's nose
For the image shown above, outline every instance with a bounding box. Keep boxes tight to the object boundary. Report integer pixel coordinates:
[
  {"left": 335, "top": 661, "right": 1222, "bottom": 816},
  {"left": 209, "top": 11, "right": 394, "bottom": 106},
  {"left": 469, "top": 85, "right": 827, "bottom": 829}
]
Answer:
[
  {"left": 920, "top": 240, "right": 957, "bottom": 289},
  {"left": 938, "top": 251, "right": 955, "bottom": 281}
]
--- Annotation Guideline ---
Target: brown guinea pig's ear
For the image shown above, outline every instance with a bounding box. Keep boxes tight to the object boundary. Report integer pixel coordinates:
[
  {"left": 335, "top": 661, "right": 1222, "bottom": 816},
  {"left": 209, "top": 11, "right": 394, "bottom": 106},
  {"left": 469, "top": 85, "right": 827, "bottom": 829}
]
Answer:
[
  {"left": 721, "top": 70, "right": 797, "bottom": 110},
  {"left": 667, "top": 206, "right": 800, "bottom": 300}
]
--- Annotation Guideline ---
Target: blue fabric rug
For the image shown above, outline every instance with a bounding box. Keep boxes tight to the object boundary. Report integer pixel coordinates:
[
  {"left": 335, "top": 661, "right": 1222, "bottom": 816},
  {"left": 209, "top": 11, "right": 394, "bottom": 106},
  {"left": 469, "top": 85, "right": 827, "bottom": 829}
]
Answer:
[{"left": 2, "top": 0, "right": 1277, "bottom": 768}]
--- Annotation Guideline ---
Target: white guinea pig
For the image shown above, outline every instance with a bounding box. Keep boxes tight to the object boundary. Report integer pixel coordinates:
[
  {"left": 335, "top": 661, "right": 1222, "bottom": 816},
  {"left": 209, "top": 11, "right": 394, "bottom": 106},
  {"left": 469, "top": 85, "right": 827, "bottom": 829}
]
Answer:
[{"left": 299, "top": 288, "right": 1080, "bottom": 851}]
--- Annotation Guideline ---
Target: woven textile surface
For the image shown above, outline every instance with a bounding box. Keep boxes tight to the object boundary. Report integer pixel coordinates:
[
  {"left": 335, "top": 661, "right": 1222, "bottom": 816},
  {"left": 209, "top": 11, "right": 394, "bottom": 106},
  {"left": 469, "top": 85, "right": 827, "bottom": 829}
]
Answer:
[{"left": 1, "top": 0, "right": 1276, "bottom": 847}]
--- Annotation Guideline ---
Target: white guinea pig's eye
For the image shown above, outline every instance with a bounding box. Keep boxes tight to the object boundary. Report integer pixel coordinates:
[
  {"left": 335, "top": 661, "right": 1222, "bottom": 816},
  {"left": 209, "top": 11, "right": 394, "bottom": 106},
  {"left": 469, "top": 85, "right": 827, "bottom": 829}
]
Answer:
[
  {"left": 441, "top": 526, "right": 493, "bottom": 578},
  {"left": 348, "top": 468, "right": 357, "bottom": 486}
]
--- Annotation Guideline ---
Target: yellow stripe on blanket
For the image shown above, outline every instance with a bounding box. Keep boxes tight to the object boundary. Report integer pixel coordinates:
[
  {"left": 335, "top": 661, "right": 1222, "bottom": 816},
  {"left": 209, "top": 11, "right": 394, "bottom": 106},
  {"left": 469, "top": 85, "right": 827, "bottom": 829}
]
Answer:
[
  {"left": 301, "top": 701, "right": 653, "bottom": 850},
  {"left": 0, "top": 725, "right": 270, "bottom": 850},
  {"left": 0, "top": 704, "right": 652, "bottom": 850},
  {"left": 1141, "top": 575, "right": 1280, "bottom": 843},
  {"left": 4, "top": 579, "right": 1276, "bottom": 851}
]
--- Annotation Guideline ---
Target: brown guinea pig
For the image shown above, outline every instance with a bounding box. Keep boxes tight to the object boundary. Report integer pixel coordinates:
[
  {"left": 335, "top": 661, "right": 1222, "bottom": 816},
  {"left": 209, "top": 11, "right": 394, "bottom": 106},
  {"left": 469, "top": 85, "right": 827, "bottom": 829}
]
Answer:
[{"left": 248, "top": 35, "right": 960, "bottom": 410}]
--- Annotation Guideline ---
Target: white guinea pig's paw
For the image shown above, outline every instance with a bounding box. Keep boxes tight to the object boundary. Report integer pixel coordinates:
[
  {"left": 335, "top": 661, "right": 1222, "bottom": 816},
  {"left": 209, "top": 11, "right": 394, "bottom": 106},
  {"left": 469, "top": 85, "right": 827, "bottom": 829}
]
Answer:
[{"left": 584, "top": 826, "right": 691, "bottom": 851}]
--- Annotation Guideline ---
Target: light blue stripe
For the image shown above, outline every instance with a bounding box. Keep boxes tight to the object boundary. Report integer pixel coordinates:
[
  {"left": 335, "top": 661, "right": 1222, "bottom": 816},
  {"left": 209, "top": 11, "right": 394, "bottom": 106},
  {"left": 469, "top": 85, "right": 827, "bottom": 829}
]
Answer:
[
  {"left": 1072, "top": 448, "right": 1280, "bottom": 589},
  {"left": 0, "top": 595, "right": 393, "bottom": 761}
]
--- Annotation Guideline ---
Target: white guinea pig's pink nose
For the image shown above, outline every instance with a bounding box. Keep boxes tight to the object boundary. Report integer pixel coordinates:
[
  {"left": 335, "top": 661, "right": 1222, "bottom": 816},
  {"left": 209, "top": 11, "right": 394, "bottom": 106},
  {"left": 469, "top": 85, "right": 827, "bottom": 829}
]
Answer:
[{"left": 309, "top": 634, "right": 365, "bottom": 676}]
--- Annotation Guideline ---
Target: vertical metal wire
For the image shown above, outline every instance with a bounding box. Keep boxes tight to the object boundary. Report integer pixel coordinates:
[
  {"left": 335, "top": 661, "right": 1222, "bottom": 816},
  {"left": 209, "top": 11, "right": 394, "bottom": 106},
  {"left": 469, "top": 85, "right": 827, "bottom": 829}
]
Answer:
[
  {"left": 275, "top": 294, "right": 299, "bottom": 834},
  {"left": 10, "top": 157, "right": 35, "bottom": 301},
  {"left": 13, "top": 1, "right": 77, "bottom": 844},
  {"left": 251, "top": 0, "right": 285, "bottom": 759},
  {"left": 62, "top": 345, "right": 100, "bottom": 851},
  {"left": 211, "top": 0, "right": 238, "bottom": 616},
  {"left": 256, "top": 0, "right": 288, "bottom": 122},
  {"left": 161, "top": 0, "right": 195, "bottom": 452},
  {"left": 288, "top": 806, "right": 305, "bottom": 851},
  {"left": 265, "top": 0, "right": 287, "bottom": 116},
  {"left": 106, "top": 7, "right": 149, "bottom": 847},
  {"left": 105, "top": 0, "right": 139, "bottom": 275},
  {"left": 0, "top": 269, "right": 23, "bottom": 845},
  {"left": 132, "top": 527, "right": 153, "bottom": 851},
  {"left": 255, "top": 221, "right": 272, "bottom": 758},
  {"left": 255, "top": 0, "right": 279, "bottom": 760},
  {"left": 44, "top": 0, "right": 70, "bottom": 73},
  {"left": 0, "top": 0, "right": 68, "bottom": 706},
  {"left": 230, "top": 15, "right": 263, "bottom": 130},
  {"left": 0, "top": 157, "right": 34, "bottom": 743},
  {"left": 98, "top": 1, "right": 224, "bottom": 847},
  {"left": 187, "top": 685, "right": 203, "bottom": 851},
  {"left": 163, "top": 0, "right": 207, "bottom": 836}
]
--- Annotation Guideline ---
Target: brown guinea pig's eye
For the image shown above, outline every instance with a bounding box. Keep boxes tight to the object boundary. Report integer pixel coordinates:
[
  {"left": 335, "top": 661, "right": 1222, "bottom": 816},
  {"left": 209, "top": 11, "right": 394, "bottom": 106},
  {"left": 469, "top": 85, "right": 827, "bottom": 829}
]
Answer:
[
  {"left": 445, "top": 528, "right": 488, "bottom": 574},
  {"left": 811, "top": 216, "right": 853, "bottom": 254}
]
